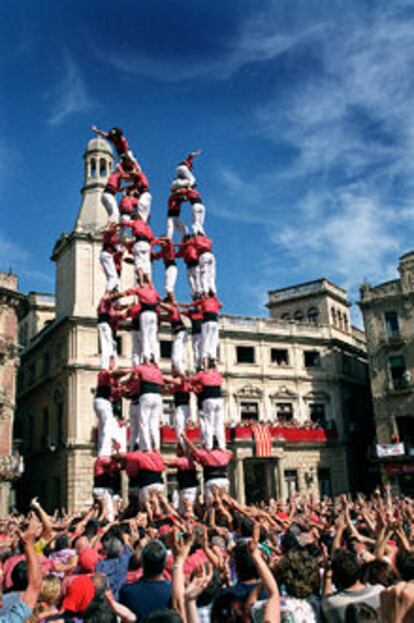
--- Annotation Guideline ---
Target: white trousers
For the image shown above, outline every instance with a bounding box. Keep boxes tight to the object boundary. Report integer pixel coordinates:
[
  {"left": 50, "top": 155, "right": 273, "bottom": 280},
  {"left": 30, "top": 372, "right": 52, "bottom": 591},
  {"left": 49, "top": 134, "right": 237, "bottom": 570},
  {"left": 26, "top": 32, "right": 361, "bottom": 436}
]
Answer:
[
  {"left": 100, "top": 251, "right": 120, "bottom": 292},
  {"left": 133, "top": 241, "right": 151, "bottom": 277},
  {"left": 93, "top": 487, "right": 115, "bottom": 522},
  {"left": 94, "top": 398, "right": 116, "bottom": 456},
  {"left": 139, "top": 482, "right": 164, "bottom": 506},
  {"left": 191, "top": 202, "right": 206, "bottom": 235},
  {"left": 137, "top": 191, "right": 152, "bottom": 222},
  {"left": 139, "top": 393, "right": 162, "bottom": 451},
  {"left": 167, "top": 216, "right": 188, "bottom": 240},
  {"left": 131, "top": 329, "right": 142, "bottom": 366},
  {"left": 172, "top": 330, "right": 188, "bottom": 373},
  {"left": 176, "top": 164, "right": 196, "bottom": 187},
  {"left": 205, "top": 478, "right": 229, "bottom": 502},
  {"left": 192, "top": 333, "right": 202, "bottom": 369},
  {"left": 201, "top": 320, "right": 219, "bottom": 361},
  {"left": 202, "top": 397, "right": 225, "bottom": 450},
  {"left": 129, "top": 401, "right": 140, "bottom": 451},
  {"left": 199, "top": 252, "right": 216, "bottom": 295},
  {"left": 165, "top": 265, "right": 178, "bottom": 294},
  {"left": 98, "top": 322, "right": 117, "bottom": 369},
  {"left": 174, "top": 404, "right": 191, "bottom": 443},
  {"left": 187, "top": 265, "right": 201, "bottom": 298},
  {"left": 179, "top": 487, "right": 198, "bottom": 514},
  {"left": 120, "top": 214, "right": 132, "bottom": 241},
  {"left": 102, "top": 192, "right": 120, "bottom": 222},
  {"left": 140, "top": 311, "right": 159, "bottom": 362},
  {"left": 113, "top": 421, "right": 127, "bottom": 453}
]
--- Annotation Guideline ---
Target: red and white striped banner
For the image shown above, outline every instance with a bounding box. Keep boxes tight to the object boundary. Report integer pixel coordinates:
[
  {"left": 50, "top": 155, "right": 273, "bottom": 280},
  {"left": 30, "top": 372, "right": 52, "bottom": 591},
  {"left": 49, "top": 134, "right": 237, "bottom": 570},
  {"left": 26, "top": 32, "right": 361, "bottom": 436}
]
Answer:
[{"left": 252, "top": 426, "right": 272, "bottom": 457}]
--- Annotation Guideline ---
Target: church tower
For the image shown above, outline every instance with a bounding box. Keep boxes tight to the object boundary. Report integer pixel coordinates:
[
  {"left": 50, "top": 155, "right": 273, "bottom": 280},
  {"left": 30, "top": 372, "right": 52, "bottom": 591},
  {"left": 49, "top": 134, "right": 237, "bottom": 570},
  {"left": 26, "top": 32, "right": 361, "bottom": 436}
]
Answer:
[{"left": 51, "top": 138, "right": 130, "bottom": 320}]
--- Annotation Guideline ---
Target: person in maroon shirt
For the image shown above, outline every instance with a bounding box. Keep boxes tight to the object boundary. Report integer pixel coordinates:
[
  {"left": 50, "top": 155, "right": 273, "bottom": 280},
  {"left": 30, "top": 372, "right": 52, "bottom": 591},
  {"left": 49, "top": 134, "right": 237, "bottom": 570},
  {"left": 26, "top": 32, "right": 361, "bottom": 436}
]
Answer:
[
  {"left": 193, "top": 233, "right": 216, "bottom": 295},
  {"left": 175, "top": 235, "right": 201, "bottom": 299},
  {"left": 183, "top": 293, "right": 222, "bottom": 368},
  {"left": 160, "top": 301, "right": 188, "bottom": 375},
  {"left": 100, "top": 222, "right": 122, "bottom": 292},
  {"left": 119, "top": 189, "right": 139, "bottom": 239},
  {"left": 116, "top": 450, "right": 165, "bottom": 510},
  {"left": 125, "top": 300, "right": 142, "bottom": 367},
  {"left": 93, "top": 366, "right": 129, "bottom": 457},
  {"left": 182, "top": 305, "right": 203, "bottom": 370},
  {"left": 92, "top": 125, "right": 135, "bottom": 161},
  {"left": 182, "top": 432, "right": 232, "bottom": 503},
  {"left": 151, "top": 238, "right": 178, "bottom": 303},
  {"left": 126, "top": 164, "right": 152, "bottom": 222},
  {"left": 187, "top": 188, "right": 206, "bottom": 235},
  {"left": 171, "top": 150, "right": 201, "bottom": 190},
  {"left": 166, "top": 188, "right": 189, "bottom": 240},
  {"left": 164, "top": 446, "right": 199, "bottom": 515},
  {"left": 186, "top": 362, "right": 226, "bottom": 450},
  {"left": 120, "top": 366, "right": 142, "bottom": 452},
  {"left": 165, "top": 374, "right": 193, "bottom": 445},
  {"left": 122, "top": 215, "right": 157, "bottom": 286},
  {"left": 101, "top": 161, "right": 132, "bottom": 223},
  {"left": 97, "top": 291, "right": 126, "bottom": 369},
  {"left": 92, "top": 456, "right": 121, "bottom": 522}
]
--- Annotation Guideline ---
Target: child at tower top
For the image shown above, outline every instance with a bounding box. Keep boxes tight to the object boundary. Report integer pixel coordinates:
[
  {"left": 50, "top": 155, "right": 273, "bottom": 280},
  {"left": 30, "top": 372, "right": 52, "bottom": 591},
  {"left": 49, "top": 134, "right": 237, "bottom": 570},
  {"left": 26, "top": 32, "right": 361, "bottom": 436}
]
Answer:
[{"left": 92, "top": 125, "right": 135, "bottom": 162}]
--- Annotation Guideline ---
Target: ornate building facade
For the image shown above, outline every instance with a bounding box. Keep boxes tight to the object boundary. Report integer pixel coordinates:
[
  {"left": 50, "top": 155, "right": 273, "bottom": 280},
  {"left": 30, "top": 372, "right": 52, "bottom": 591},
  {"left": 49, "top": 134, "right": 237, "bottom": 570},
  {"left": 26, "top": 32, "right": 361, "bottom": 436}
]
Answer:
[
  {"left": 0, "top": 272, "right": 26, "bottom": 514},
  {"left": 14, "top": 139, "right": 375, "bottom": 512},
  {"left": 359, "top": 252, "right": 414, "bottom": 494}
]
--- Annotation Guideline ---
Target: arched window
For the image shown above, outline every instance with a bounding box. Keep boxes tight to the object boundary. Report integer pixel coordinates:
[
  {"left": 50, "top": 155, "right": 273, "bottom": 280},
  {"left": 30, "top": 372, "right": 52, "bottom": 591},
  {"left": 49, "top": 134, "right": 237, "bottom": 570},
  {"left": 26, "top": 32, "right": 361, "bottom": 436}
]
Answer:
[
  {"left": 281, "top": 313, "right": 290, "bottom": 322},
  {"left": 337, "top": 311, "right": 343, "bottom": 330},
  {"left": 331, "top": 307, "right": 337, "bottom": 326},
  {"left": 99, "top": 158, "right": 107, "bottom": 177},
  {"left": 294, "top": 310, "right": 304, "bottom": 322},
  {"left": 343, "top": 315, "right": 349, "bottom": 332},
  {"left": 307, "top": 307, "right": 319, "bottom": 325},
  {"left": 90, "top": 158, "right": 97, "bottom": 178}
]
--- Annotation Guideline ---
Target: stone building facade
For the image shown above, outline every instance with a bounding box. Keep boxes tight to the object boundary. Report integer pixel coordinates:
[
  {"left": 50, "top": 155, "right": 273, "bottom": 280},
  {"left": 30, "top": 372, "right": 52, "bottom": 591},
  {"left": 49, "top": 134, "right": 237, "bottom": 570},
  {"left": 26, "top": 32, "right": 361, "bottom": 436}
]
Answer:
[
  {"left": 359, "top": 252, "right": 414, "bottom": 494},
  {"left": 0, "top": 272, "right": 26, "bottom": 514},
  {"left": 14, "top": 139, "right": 375, "bottom": 512}
]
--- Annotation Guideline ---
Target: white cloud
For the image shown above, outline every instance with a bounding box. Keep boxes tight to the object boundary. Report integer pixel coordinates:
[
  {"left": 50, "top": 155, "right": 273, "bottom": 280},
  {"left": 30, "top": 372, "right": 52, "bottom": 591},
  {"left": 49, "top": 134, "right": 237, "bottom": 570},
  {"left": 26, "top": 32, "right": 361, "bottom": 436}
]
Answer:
[{"left": 48, "top": 54, "right": 95, "bottom": 126}]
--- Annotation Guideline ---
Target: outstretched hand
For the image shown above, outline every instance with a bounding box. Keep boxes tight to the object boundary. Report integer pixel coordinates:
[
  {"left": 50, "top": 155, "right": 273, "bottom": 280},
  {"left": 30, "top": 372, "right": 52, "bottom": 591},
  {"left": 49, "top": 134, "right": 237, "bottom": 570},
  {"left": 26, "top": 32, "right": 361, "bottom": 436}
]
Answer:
[{"left": 172, "top": 525, "right": 194, "bottom": 562}]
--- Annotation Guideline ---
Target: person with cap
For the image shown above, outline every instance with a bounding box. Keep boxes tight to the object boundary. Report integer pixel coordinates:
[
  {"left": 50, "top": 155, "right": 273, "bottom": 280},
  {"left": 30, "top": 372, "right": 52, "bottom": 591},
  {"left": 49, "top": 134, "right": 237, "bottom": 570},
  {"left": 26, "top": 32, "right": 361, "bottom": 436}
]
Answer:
[{"left": 92, "top": 124, "right": 135, "bottom": 161}]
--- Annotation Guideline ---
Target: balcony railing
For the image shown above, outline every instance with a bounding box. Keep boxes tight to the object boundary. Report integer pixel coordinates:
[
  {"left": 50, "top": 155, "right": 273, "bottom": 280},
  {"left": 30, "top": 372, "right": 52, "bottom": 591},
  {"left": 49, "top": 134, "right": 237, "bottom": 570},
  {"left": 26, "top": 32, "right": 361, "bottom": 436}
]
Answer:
[{"left": 160, "top": 426, "right": 336, "bottom": 444}]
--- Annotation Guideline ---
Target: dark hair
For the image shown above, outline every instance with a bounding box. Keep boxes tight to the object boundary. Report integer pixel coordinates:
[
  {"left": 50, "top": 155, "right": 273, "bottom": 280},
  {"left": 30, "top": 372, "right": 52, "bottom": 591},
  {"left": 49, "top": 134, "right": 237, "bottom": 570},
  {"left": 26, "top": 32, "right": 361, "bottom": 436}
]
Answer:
[
  {"left": 105, "top": 537, "right": 123, "bottom": 559},
  {"left": 142, "top": 540, "right": 167, "bottom": 578},
  {"left": 396, "top": 549, "right": 414, "bottom": 581},
  {"left": 360, "top": 559, "right": 397, "bottom": 587},
  {"left": 128, "top": 554, "right": 140, "bottom": 572},
  {"left": 11, "top": 560, "right": 28, "bottom": 591},
  {"left": 332, "top": 550, "right": 361, "bottom": 590},
  {"left": 238, "top": 517, "right": 254, "bottom": 538},
  {"left": 344, "top": 602, "right": 380, "bottom": 622},
  {"left": 83, "top": 595, "right": 116, "bottom": 623},
  {"left": 275, "top": 549, "right": 320, "bottom": 598},
  {"left": 84, "top": 519, "right": 100, "bottom": 539},
  {"left": 211, "top": 591, "right": 245, "bottom": 623},
  {"left": 233, "top": 542, "right": 258, "bottom": 582},
  {"left": 142, "top": 609, "right": 182, "bottom": 623},
  {"left": 110, "top": 127, "right": 123, "bottom": 137},
  {"left": 55, "top": 534, "right": 69, "bottom": 551}
]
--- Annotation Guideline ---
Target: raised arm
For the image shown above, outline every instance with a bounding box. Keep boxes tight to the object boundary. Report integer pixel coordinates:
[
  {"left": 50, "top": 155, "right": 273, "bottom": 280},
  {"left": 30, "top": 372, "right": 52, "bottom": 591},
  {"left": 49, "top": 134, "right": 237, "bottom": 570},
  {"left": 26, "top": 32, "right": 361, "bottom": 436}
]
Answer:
[{"left": 248, "top": 524, "right": 280, "bottom": 623}]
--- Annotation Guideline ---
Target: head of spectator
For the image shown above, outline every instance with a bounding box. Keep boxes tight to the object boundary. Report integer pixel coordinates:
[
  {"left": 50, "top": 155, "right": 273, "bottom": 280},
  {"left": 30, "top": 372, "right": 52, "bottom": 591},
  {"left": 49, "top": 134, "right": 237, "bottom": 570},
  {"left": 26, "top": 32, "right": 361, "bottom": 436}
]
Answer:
[
  {"left": 75, "top": 535, "right": 90, "bottom": 555},
  {"left": 360, "top": 559, "right": 398, "bottom": 587},
  {"left": 332, "top": 550, "right": 361, "bottom": 591},
  {"left": 54, "top": 534, "right": 70, "bottom": 551},
  {"left": 83, "top": 573, "right": 116, "bottom": 623},
  {"left": 396, "top": 549, "right": 414, "bottom": 581},
  {"left": 211, "top": 591, "right": 245, "bottom": 623},
  {"left": 103, "top": 536, "right": 123, "bottom": 560},
  {"left": 142, "top": 608, "right": 183, "bottom": 623},
  {"left": 275, "top": 549, "right": 320, "bottom": 598},
  {"left": 142, "top": 539, "right": 167, "bottom": 579},
  {"left": 79, "top": 547, "right": 99, "bottom": 573},
  {"left": 11, "top": 560, "right": 28, "bottom": 591},
  {"left": 84, "top": 519, "right": 100, "bottom": 542},
  {"left": 31, "top": 574, "right": 61, "bottom": 619}
]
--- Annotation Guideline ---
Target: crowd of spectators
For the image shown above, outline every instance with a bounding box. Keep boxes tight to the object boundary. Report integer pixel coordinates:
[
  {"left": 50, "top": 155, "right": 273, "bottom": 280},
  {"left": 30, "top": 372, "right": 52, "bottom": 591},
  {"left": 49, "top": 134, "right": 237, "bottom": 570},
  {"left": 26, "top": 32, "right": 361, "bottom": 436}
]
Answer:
[{"left": 0, "top": 487, "right": 414, "bottom": 622}]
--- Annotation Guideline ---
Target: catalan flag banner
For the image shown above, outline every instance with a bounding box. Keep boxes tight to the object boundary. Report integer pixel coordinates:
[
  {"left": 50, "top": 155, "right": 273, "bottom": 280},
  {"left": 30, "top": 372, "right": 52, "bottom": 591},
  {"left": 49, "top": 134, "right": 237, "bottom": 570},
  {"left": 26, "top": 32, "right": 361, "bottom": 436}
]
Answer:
[{"left": 252, "top": 426, "right": 272, "bottom": 457}]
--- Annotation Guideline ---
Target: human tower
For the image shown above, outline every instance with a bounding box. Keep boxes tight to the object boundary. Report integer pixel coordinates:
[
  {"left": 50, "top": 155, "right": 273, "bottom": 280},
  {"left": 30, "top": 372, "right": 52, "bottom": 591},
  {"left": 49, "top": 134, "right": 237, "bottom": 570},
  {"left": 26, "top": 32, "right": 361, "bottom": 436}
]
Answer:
[{"left": 91, "top": 126, "right": 232, "bottom": 518}]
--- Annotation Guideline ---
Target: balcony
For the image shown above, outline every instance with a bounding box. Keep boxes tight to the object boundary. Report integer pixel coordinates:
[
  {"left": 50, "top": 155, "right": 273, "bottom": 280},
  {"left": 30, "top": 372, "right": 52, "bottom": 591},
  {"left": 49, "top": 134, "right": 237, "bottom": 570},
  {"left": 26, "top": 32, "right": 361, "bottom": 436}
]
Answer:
[{"left": 160, "top": 425, "right": 337, "bottom": 445}]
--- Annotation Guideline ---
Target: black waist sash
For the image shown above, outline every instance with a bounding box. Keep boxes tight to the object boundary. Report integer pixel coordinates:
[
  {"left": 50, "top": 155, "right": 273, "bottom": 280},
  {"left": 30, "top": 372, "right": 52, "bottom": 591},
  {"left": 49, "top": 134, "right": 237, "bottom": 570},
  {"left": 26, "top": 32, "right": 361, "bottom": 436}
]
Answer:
[
  {"left": 202, "top": 312, "right": 218, "bottom": 322},
  {"left": 96, "top": 386, "right": 111, "bottom": 399},
  {"left": 203, "top": 465, "right": 228, "bottom": 482},
  {"left": 177, "top": 470, "right": 198, "bottom": 490},
  {"left": 94, "top": 473, "right": 119, "bottom": 490},
  {"left": 200, "top": 386, "right": 222, "bottom": 401},
  {"left": 191, "top": 319, "right": 202, "bottom": 334},
  {"left": 140, "top": 381, "right": 161, "bottom": 395},
  {"left": 141, "top": 304, "right": 157, "bottom": 312},
  {"left": 98, "top": 313, "right": 111, "bottom": 324},
  {"left": 165, "top": 259, "right": 177, "bottom": 268},
  {"left": 129, "top": 470, "right": 163, "bottom": 487},
  {"left": 174, "top": 391, "right": 190, "bottom": 406},
  {"left": 135, "top": 235, "right": 151, "bottom": 243}
]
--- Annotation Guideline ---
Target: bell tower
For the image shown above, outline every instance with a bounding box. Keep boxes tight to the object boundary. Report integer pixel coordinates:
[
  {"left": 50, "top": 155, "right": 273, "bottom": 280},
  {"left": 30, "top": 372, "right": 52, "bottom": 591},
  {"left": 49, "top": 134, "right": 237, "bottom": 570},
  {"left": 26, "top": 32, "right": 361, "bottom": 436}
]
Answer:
[{"left": 75, "top": 138, "right": 114, "bottom": 233}]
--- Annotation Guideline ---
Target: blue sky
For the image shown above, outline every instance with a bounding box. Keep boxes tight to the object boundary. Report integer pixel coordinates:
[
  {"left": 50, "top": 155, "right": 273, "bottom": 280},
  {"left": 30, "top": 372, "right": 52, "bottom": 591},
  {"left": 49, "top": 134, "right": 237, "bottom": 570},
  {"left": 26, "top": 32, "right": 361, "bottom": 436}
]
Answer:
[{"left": 2, "top": 0, "right": 414, "bottom": 321}]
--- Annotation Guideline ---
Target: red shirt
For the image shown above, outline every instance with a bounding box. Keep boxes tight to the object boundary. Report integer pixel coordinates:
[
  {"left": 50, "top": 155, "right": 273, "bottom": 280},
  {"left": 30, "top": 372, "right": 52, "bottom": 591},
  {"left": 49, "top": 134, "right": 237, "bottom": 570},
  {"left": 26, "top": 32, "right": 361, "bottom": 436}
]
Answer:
[
  {"left": 187, "top": 189, "right": 201, "bottom": 201},
  {"left": 130, "top": 170, "right": 150, "bottom": 194},
  {"left": 192, "top": 448, "right": 232, "bottom": 467},
  {"left": 194, "top": 296, "right": 222, "bottom": 315},
  {"left": 124, "top": 373, "right": 141, "bottom": 398},
  {"left": 62, "top": 574, "right": 95, "bottom": 613},
  {"left": 97, "top": 370, "right": 112, "bottom": 388},
  {"left": 182, "top": 308, "right": 203, "bottom": 322},
  {"left": 168, "top": 190, "right": 188, "bottom": 216},
  {"left": 136, "top": 363, "right": 164, "bottom": 386},
  {"left": 172, "top": 379, "right": 192, "bottom": 395},
  {"left": 125, "top": 451, "right": 165, "bottom": 478},
  {"left": 119, "top": 195, "right": 139, "bottom": 215},
  {"left": 105, "top": 169, "right": 124, "bottom": 193},
  {"left": 134, "top": 285, "right": 162, "bottom": 306},
  {"left": 189, "top": 369, "right": 223, "bottom": 390},
  {"left": 193, "top": 235, "right": 212, "bottom": 256},
  {"left": 109, "top": 133, "right": 129, "bottom": 156},
  {"left": 152, "top": 240, "right": 176, "bottom": 263},
  {"left": 97, "top": 296, "right": 112, "bottom": 315},
  {"left": 127, "top": 302, "right": 142, "bottom": 320},
  {"left": 163, "top": 305, "right": 183, "bottom": 327},
  {"left": 176, "top": 239, "right": 198, "bottom": 265},
  {"left": 102, "top": 229, "right": 121, "bottom": 253},
  {"left": 123, "top": 219, "right": 154, "bottom": 241},
  {"left": 94, "top": 456, "right": 120, "bottom": 479},
  {"left": 175, "top": 456, "right": 196, "bottom": 471}
]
